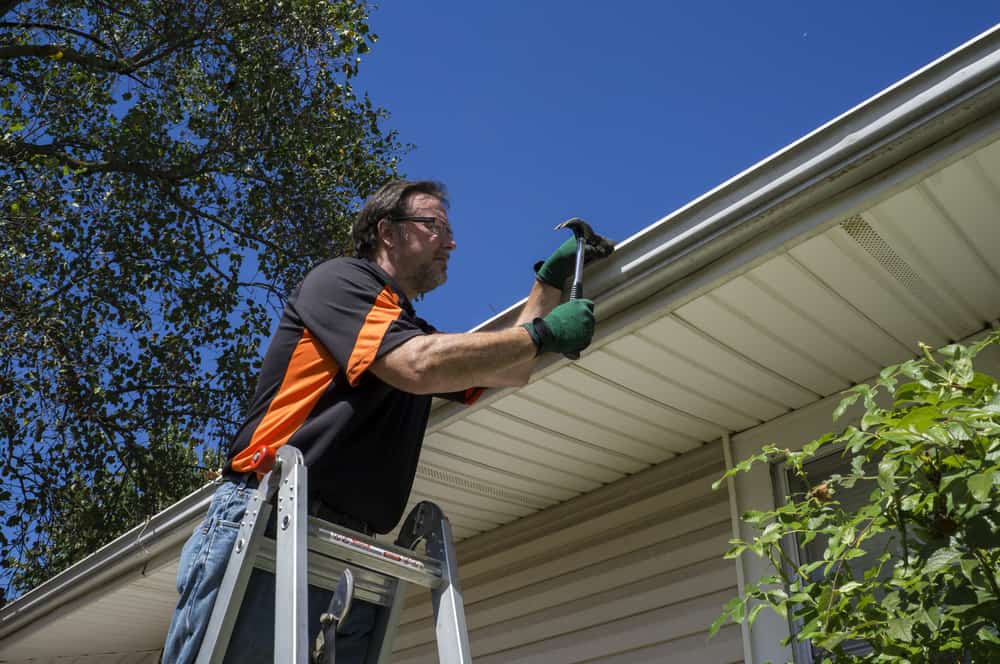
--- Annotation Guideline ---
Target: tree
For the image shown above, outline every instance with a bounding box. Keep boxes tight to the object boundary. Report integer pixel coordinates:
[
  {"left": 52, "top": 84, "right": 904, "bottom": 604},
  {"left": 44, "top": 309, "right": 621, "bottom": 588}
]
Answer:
[
  {"left": 712, "top": 332, "right": 1000, "bottom": 662},
  {"left": 0, "top": 0, "right": 405, "bottom": 601}
]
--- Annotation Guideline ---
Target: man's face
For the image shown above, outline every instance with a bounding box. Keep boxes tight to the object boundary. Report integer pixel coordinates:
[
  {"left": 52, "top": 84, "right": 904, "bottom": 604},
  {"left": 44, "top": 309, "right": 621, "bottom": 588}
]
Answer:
[{"left": 391, "top": 192, "right": 455, "bottom": 296}]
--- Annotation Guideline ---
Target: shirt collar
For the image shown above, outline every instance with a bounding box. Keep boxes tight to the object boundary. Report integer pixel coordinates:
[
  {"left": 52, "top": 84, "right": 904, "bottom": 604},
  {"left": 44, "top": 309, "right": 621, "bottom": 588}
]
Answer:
[{"left": 363, "top": 258, "right": 416, "bottom": 316}]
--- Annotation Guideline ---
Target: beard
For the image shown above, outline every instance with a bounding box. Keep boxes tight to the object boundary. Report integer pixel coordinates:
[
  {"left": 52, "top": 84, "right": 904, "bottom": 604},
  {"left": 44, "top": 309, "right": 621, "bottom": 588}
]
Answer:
[{"left": 411, "top": 258, "right": 448, "bottom": 295}]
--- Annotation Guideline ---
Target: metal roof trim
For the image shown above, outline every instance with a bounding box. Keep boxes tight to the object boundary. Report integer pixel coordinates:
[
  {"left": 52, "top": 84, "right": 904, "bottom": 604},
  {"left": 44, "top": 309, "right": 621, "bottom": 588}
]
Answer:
[
  {"left": 0, "top": 483, "right": 216, "bottom": 642},
  {"left": 429, "top": 23, "right": 1000, "bottom": 423},
  {"left": 467, "top": 23, "right": 1000, "bottom": 337}
]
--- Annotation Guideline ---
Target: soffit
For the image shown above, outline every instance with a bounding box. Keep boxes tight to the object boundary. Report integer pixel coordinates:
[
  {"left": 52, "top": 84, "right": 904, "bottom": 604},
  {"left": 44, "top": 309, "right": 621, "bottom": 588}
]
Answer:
[
  {"left": 5, "top": 124, "right": 1000, "bottom": 664},
  {"left": 402, "top": 134, "right": 1000, "bottom": 542}
]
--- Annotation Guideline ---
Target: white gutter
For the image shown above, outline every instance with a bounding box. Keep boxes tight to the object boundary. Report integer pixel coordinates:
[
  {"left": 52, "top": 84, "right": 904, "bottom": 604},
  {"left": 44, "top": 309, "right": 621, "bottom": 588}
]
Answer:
[
  {"left": 0, "top": 482, "right": 216, "bottom": 641},
  {"left": 430, "top": 22, "right": 1000, "bottom": 426}
]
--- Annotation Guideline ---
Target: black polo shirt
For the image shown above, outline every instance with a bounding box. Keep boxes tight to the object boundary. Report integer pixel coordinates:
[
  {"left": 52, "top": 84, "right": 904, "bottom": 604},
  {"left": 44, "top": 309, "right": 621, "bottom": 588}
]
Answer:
[{"left": 225, "top": 257, "right": 481, "bottom": 533}]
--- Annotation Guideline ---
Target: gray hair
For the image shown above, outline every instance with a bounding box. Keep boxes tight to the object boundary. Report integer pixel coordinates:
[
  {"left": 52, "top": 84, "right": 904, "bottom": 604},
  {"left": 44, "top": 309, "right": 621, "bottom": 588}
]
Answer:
[{"left": 353, "top": 180, "right": 449, "bottom": 259}]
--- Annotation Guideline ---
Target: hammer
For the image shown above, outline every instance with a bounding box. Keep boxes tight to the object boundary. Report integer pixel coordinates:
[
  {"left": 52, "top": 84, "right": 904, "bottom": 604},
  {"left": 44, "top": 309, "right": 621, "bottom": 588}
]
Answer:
[{"left": 554, "top": 217, "right": 614, "bottom": 359}]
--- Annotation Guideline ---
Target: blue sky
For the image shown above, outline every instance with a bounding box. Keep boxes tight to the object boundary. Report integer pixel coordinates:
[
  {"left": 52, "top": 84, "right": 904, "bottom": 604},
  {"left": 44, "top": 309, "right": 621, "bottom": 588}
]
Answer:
[{"left": 355, "top": 3, "right": 1000, "bottom": 333}]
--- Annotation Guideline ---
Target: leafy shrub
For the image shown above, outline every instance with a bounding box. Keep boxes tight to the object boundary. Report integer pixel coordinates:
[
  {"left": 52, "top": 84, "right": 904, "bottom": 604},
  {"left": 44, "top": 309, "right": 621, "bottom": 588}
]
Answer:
[{"left": 713, "top": 332, "right": 1000, "bottom": 663}]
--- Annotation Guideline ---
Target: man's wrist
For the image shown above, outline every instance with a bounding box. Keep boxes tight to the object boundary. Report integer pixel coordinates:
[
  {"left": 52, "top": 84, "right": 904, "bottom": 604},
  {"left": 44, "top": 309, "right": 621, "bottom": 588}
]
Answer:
[
  {"left": 533, "top": 260, "right": 563, "bottom": 289},
  {"left": 521, "top": 317, "right": 551, "bottom": 356},
  {"left": 534, "top": 274, "right": 562, "bottom": 291}
]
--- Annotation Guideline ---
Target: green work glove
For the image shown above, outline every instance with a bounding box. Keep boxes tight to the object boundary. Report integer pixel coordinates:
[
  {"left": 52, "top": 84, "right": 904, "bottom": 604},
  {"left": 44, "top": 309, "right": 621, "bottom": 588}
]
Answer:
[
  {"left": 534, "top": 235, "right": 614, "bottom": 289},
  {"left": 522, "top": 299, "right": 595, "bottom": 356}
]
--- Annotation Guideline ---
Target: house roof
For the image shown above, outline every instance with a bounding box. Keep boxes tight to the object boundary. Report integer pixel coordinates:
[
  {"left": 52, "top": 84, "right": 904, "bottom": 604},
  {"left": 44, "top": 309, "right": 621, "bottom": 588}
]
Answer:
[{"left": 4, "top": 22, "right": 1000, "bottom": 664}]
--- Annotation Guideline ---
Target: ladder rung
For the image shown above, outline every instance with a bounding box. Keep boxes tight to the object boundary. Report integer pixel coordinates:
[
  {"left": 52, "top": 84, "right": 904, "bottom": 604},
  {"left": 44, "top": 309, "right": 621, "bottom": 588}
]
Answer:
[
  {"left": 306, "top": 519, "right": 443, "bottom": 589},
  {"left": 248, "top": 516, "right": 443, "bottom": 600},
  {"left": 195, "top": 445, "right": 470, "bottom": 664},
  {"left": 252, "top": 540, "right": 399, "bottom": 607}
]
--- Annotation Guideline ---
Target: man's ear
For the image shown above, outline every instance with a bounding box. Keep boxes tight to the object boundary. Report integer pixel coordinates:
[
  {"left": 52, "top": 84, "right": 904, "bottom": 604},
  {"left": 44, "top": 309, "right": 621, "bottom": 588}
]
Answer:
[{"left": 377, "top": 218, "right": 394, "bottom": 248}]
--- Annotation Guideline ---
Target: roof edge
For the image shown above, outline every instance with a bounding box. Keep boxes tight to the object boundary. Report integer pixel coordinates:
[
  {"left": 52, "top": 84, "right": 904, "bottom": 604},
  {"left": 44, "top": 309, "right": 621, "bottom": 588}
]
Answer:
[
  {"left": 0, "top": 483, "right": 216, "bottom": 641},
  {"left": 430, "top": 22, "right": 1000, "bottom": 422}
]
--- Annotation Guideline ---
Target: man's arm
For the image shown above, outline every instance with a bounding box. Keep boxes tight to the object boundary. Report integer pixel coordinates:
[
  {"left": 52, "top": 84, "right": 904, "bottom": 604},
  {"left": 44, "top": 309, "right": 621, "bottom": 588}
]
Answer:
[
  {"left": 489, "top": 279, "right": 563, "bottom": 385},
  {"left": 370, "top": 297, "right": 594, "bottom": 394},
  {"left": 371, "top": 234, "right": 611, "bottom": 395},
  {"left": 369, "top": 325, "right": 539, "bottom": 393}
]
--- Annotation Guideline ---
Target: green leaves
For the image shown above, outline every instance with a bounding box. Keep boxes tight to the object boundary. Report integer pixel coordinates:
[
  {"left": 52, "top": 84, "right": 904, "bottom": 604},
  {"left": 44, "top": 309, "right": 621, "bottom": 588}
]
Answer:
[
  {"left": 886, "top": 617, "right": 914, "bottom": 643},
  {"left": 711, "top": 332, "right": 1000, "bottom": 662},
  {"left": 924, "top": 547, "right": 962, "bottom": 574},
  {"left": 968, "top": 471, "right": 995, "bottom": 502},
  {"left": 1, "top": 0, "right": 405, "bottom": 599}
]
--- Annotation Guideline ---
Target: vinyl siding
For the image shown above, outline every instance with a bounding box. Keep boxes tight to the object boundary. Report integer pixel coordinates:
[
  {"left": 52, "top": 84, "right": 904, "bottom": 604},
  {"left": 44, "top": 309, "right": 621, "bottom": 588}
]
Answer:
[{"left": 391, "top": 444, "right": 742, "bottom": 664}]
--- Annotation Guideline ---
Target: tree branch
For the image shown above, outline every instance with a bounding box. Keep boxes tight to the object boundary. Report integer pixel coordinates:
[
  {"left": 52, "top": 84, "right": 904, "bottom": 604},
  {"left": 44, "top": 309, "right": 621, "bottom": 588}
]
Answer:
[
  {"left": 0, "top": 44, "right": 130, "bottom": 72},
  {"left": 0, "top": 22, "right": 121, "bottom": 57},
  {"left": 0, "top": 137, "right": 200, "bottom": 182},
  {"left": 129, "top": 32, "right": 203, "bottom": 70},
  {"left": 0, "top": 37, "right": 202, "bottom": 77},
  {"left": 0, "top": 1, "right": 25, "bottom": 18},
  {"left": 165, "top": 187, "right": 283, "bottom": 255}
]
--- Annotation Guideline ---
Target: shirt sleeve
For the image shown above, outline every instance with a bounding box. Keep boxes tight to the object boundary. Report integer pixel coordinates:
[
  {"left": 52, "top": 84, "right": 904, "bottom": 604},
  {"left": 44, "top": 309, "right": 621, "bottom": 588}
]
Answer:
[
  {"left": 292, "top": 260, "right": 426, "bottom": 386},
  {"left": 436, "top": 387, "right": 487, "bottom": 405}
]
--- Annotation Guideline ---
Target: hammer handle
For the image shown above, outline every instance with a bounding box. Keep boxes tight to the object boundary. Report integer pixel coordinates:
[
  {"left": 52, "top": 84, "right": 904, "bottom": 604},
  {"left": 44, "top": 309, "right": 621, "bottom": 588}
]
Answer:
[{"left": 563, "top": 237, "right": 587, "bottom": 360}]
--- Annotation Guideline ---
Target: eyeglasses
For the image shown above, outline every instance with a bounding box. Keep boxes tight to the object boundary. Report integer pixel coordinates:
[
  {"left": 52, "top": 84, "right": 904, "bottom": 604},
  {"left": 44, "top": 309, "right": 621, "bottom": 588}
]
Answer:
[{"left": 390, "top": 216, "right": 454, "bottom": 241}]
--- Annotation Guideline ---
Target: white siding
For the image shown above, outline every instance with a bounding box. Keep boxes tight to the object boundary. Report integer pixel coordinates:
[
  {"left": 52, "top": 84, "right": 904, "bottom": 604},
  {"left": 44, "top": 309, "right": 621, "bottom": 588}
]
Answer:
[{"left": 392, "top": 445, "right": 742, "bottom": 664}]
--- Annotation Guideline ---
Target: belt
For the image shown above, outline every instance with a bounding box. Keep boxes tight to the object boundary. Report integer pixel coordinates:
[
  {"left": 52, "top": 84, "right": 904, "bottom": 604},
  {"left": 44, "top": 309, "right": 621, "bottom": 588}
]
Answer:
[
  {"left": 221, "top": 468, "right": 259, "bottom": 488},
  {"left": 221, "top": 469, "right": 373, "bottom": 537}
]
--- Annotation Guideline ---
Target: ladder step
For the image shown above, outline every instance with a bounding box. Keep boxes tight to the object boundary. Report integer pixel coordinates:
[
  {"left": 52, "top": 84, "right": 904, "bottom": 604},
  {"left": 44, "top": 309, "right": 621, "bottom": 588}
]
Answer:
[
  {"left": 306, "top": 519, "right": 443, "bottom": 589},
  {"left": 250, "top": 516, "right": 442, "bottom": 607},
  {"left": 195, "top": 446, "right": 470, "bottom": 664},
  {"left": 252, "top": 540, "right": 399, "bottom": 607}
]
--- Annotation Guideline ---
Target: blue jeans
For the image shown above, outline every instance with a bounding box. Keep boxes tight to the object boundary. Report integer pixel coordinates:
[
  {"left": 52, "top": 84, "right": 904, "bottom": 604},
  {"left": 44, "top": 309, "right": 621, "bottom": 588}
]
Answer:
[
  {"left": 162, "top": 477, "right": 377, "bottom": 663},
  {"left": 225, "top": 568, "right": 378, "bottom": 663}
]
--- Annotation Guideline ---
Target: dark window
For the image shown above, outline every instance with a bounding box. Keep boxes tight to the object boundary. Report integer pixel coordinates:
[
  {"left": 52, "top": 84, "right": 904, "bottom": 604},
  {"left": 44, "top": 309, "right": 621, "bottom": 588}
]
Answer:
[{"left": 780, "top": 450, "right": 900, "bottom": 662}]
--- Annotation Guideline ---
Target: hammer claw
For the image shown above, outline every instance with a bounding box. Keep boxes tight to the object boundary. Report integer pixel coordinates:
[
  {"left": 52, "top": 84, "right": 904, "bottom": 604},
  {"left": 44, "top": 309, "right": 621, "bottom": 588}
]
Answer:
[{"left": 554, "top": 217, "right": 614, "bottom": 360}]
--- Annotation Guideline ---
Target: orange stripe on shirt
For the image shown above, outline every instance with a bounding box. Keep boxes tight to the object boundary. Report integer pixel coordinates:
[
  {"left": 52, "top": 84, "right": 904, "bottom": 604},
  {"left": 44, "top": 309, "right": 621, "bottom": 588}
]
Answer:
[
  {"left": 346, "top": 285, "right": 402, "bottom": 386},
  {"left": 231, "top": 329, "right": 338, "bottom": 473},
  {"left": 464, "top": 387, "right": 486, "bottom": 405}
]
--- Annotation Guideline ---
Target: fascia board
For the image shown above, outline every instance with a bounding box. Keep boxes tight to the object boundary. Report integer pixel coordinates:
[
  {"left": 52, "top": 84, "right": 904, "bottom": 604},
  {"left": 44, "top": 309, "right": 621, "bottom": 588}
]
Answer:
[
  {"left": 0, "top": 483, "right": 216, "bottom": 643},
  {"left": 428, "top": 23, "right": 1000, "bottom": 424}
]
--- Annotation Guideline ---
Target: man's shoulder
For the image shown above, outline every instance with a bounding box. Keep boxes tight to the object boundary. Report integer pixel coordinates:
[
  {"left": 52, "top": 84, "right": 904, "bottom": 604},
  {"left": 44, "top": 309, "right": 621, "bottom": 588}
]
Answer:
[
  {"left": 309, "top": 255, "right": 372, "bottom": 274},
  {"left": 297, "top": 257, "right": 415, "bottom": 316},
  {"left": 304, "top": 256, "right": 384, "bottom": 286}
]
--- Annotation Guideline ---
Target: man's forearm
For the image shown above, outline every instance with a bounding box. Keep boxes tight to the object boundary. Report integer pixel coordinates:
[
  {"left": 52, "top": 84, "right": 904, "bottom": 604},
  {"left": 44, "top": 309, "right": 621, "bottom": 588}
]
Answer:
[
  {"left": 371, "top": 325, "right": 539, "bottom": 394},
  {"left": 493, "top": 279, "right": 563, "bottom": 383},
  {"left": 516, "top": 279, "right": 562, "bottom": 325}
]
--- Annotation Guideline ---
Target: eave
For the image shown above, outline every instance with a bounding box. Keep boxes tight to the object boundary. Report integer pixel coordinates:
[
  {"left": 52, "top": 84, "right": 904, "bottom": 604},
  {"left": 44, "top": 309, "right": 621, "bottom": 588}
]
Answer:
[{"left": 3, "top": 22, "right": 1000, "bottom": 664}]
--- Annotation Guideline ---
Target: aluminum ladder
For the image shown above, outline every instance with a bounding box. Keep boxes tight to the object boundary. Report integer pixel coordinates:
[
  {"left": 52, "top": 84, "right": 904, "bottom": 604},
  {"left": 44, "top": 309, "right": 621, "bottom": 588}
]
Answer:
[{"left": 194, "top": 445, "right": 472, "bottom": 663}]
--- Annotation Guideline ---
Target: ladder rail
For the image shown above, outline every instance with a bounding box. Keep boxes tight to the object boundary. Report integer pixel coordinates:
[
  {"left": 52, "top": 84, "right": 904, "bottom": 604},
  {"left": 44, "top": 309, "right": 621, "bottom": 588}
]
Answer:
[
  {"left": 429, "top": 515, "right": 473, "bottom": 664},
  {"left": 194, "top": 473, "right": 277, "bottom": 664},
  {"left": 273, "top": 449, "right": 310, "bottom": 664},
  {"left": 194, "top": 446, "right": 472, "bottom": 663}
]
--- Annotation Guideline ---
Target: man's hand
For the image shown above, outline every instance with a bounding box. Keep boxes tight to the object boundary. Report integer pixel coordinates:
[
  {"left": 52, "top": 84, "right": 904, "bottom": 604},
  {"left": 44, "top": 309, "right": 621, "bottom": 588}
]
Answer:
[
  {"left": 522, "top": 299, "right": 595, "bottom": 356},
  {"left": 535, "top": 235, "right": 614, "bottom": 289}
]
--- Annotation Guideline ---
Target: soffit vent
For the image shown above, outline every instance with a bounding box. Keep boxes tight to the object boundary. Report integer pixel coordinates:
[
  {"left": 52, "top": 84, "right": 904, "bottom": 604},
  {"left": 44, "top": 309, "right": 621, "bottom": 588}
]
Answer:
[
  {"left": 840, "top": 214, "right": 923, "bottom": 290},
  {"left": 416, "top": 463, "right": 551, "bottom": 510},
  {"left": 839, "top": 214, "right": 961, "bottom": 333}
]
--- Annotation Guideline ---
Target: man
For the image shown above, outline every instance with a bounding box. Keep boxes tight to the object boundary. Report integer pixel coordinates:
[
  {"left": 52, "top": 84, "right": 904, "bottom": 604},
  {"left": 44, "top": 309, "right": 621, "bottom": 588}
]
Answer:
[{"left": 162, "top": 180, "right": 604, "bottom": 663}]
